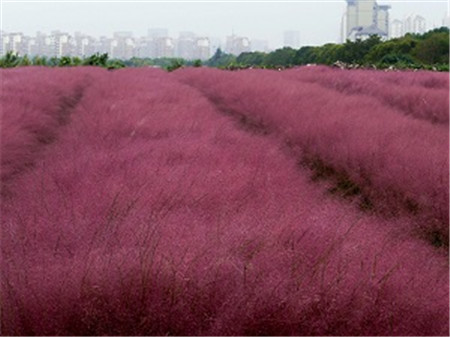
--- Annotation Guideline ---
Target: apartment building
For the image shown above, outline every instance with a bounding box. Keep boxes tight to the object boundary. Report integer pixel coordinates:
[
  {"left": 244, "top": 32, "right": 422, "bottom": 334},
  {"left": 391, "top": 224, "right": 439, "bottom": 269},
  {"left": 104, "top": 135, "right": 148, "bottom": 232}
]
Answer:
[
  {"left": 344, "top": 0, "right": 390, "bottom": 41},
  {"left": 225, "top": 34, "right": 251, "bottom": 55}
]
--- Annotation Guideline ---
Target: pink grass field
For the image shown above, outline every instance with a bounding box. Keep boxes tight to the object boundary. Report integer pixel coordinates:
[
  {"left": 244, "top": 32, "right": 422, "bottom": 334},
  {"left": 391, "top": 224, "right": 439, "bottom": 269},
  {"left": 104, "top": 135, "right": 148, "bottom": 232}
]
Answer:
[{"left": 1, "top": 66, "right": 448, "bottom": 336}]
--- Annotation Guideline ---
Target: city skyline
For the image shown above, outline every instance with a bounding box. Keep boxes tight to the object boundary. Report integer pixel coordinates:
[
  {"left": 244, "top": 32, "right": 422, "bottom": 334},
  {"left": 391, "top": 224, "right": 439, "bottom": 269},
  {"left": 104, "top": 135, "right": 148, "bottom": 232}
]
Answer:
[{"left": 2, "top": 1, "right": 448, "bottom": 50}]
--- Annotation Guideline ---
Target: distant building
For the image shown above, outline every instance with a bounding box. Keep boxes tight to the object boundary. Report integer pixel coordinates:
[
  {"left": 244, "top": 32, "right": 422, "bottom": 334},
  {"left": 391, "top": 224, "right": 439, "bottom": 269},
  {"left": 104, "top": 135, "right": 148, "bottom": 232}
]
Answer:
[
  {"left": 209, "top": 36, "right": 222, "bottom": 55},
  {"left": 225, "top": 34, "right": 251, "bottom": 55},
  {"left": 155, "top": 37, "right": 175, "bottom": 58},
  {"left": 175, "top": 31, "right": 209, "bottom": 60},
  {"left": 177, "top": 32, "right": 196, "bottom": 60},
  {"left": 98, "top": 36, "right": 116, "bottom": 56},
  {"left": 390, "top": 19, "right": 404, "bottom": 38},
  {"left": 49, "top": 31, "right": 73, "bottom": 57},
  {"left": 412, "top": 15, "right": 426, "bottom": 34},
  {"left": 191, "top": 38, "right": 208, "bottom": 60},
  {"left": 403, "top": 14, "right": 426, "bottom": 35},
  {"left": 111, "top": 32, "right": 135, "bottom": 59},
  {"left": 0, "top": 29, "right": 251, "bottom": 60},
  {"left": 283, "top": 30, "right": 300, "bottom": 49},
  {"left": 344, "top": 0, "right": 390, "bottom": 41},
  {"left": 376, "top": 5, "right": 390, "bottom": 35},
  {"left": 74, "top": 32, "right": 97, "bottom": 57},
  {"left": 403, "top": 15, "right": 413, "bottom": 34},
  {"left": 2, "top": 32, "right": 26, "bottom": 55},
  {"left": 32, "top": 31, "right": 52, "bottom": 56}
]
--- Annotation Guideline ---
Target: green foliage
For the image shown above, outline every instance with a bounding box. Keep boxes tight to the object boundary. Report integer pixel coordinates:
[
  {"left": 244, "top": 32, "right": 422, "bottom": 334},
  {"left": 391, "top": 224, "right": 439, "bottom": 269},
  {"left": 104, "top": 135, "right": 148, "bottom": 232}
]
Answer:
[
  {"left": 294, "top": 46, "right": 319, "bottom": 65},
  {"left": 123, "top": 57, "right": 155, "bottom": 67},
  {"left": 166, "top": 59, "right": 184, "bottom": 72},
  {"left": 313, "top": 43, "right": 344, "bottom": 64},
  {"left": 18, "top": 54, "right": 31, "bottom": 66},
  {"left": 263, "top": 47, "right": 296, "bottom": 67},
  {"left": 82, "top": 53, "right": 109, "bottom": 67},
  {"left": 58, "top": 56, "right": 73, "bottom": 67},
  {"left": 291, "top": 29, "right": 448, "bottom": 70},
  {"left": 412, "top": 32, "right": 449, "bottom": 64},
  {"left": 71, "top": 57, "right": 82, "bottom": 66},
  {"left": 107, "top": 59, "right": 126, "bottom": 70},
  {"left": 236, "top": 51, "right": 266, "bottom": 66},
  {"left": 48, "top": 57, "right": 59, "bottom": 67},
  {"left": 379, "top": 53, "right": 415, "bottom": 65},
  {"left": 0, "top": 51, "right": 20, "bottom": 68},
  {"left": 192, "top": 59, "right": 202, "bottom": 67},
  {"left": 32, "top": 55, "right": 48, "bottom": 66},
  {"left": 207, "top": 48, "right": 236, "bottom": 67},
  {"left": 338, "top": 35, "right": 382, "bottom": 63}
]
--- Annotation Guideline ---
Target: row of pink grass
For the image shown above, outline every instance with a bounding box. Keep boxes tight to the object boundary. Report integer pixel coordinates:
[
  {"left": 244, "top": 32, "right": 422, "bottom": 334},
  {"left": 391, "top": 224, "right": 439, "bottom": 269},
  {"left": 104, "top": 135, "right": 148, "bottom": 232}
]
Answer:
[
  {"left": 173, "top": 67, "right": 449, "bottom": 241},
  {"left": 1, "top": 67, "right": 448, "bottom": 335},
  {"left": 0, "top": 67, "right": 95, "bottom": 189},
  {"left": 284, "top": 66, "right": 449, "bottom": 124}
]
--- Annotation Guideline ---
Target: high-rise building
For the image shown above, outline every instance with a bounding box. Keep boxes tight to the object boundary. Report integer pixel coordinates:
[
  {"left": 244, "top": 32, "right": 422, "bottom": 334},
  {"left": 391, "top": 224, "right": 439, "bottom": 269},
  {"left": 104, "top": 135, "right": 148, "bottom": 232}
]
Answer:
[
  {"left": 112, "top": 32, "right": 135, "bottom": 59},
  {"left": 49, "top": 31, "right": 73, "bottom": 57},
  {"left": 412, "top": 15, "right": 426, "bottom": 34},
  {"left": 390, "top": 19, "right": 404, "bottom": 38},
  {"left": 344, "top": 0, "right": 390, "bottom": 41},
  {"left": 283, "top": 30, "right": 300, "bottom": 48},
  {"left": 2, "top": 32, "right": 26, "bottom": 55},
  {"left": 403, "top": 14, "right": 426, "bottom": 35},
  {"left": 98, "top": 36, "right": 116, "bottom": 56},
  {"left": 376, "top": 5, "right": 390, "bottom": 35},
  {"left": 225, "top": 34, "right": 251, "bottom": 55},
  {"left": 177, "top": 32, "right": 196, "bottom": 60},
  {"left": 403, "top": 15, "right": 413, "bottom": 34},
  {"left": 74, "top": 32, "right": 96, "bottom": 57},
  {"left": 193, "top": 37, "right": 210, "bottom": 60},
  {"left": 155, "top": 37, "right": 175, "bottom": 58}
]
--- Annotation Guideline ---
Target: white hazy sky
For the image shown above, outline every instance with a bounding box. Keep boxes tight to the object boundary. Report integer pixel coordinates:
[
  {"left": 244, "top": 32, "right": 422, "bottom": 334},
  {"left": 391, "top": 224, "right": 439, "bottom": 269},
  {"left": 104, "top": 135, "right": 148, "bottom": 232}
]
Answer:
[{"left": 1, "top": 0, "right": 449, "bottom": 49}]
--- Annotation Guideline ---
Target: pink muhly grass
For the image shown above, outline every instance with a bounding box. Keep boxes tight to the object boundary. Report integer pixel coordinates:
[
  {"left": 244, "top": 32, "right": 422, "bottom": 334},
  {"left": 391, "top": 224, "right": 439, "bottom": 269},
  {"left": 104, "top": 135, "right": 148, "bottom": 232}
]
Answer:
[
  {"left": 0, "top": 67, "right": 99, "bottom": 191},
  {"left": 1, "top": 68, "right": 448, "bottom": 336},
  {"left": 173, "top": 67, "right": 449, "bottom": 244},
  {"left": 284, "top": 66, "right": 449, "bottom": 124}
]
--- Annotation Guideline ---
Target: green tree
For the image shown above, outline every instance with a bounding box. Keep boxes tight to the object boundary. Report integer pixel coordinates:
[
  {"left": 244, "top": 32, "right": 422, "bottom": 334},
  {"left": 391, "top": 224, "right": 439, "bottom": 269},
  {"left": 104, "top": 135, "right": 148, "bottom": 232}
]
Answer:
[
  {"left": 314, "top": 43, "right": 344, "bottom": 64},
  {"left": 166, "top": 58, "right": 184, "bottom": 72},
  {"left": 107, "top": 59, "right": 126, "bottom": 70},
  {"left": 18, "top": 54, "right": 32, "bottom": 66},
  {"left": 294, "top": 46, "right": 319, "bottom": 65},
  {"left": 71, "top": 56, "right": 82, "bottom": 66},
  {"left": 32, "top": 55, "right": 47, "bottom": 66},
  {"left": 59, "top": 56, "right": 73, "bottom": 66},
  {"left": 236, "top": 51, "right": 266, "bottom": 67},
  {"left": 339, "top": 35, "right": 381, "bottom": 64},
  {"left": 48, "top": 56, "right": 59, "bottom": 67},
  {"left": 83, "top": 53, "right": 109, "bottom": 67},
  {"left": 413, "top": 32, "right": 449, "bottom": 64},
  {"left": 207, "top": 48, "right": 236, "bottom": 67},
  {"left": 192, "top": 59, "right": 202, "bottom": 67},
  {"left": 0, "top": 51, "right": 20, "bottom": 68},
  {"left": 263, "top": 47, "right": 296, "bottom": 67}
]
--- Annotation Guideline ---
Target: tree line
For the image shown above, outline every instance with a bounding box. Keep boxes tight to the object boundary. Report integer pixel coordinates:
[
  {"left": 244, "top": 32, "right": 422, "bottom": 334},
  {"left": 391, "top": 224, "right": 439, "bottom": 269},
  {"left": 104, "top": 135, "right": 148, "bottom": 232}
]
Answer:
[
  {"left": 1, "top": 27, "right": 448, "bottom": 71},
  {"left": 219, "top": 27, "right": 449, "bottom": 71}
]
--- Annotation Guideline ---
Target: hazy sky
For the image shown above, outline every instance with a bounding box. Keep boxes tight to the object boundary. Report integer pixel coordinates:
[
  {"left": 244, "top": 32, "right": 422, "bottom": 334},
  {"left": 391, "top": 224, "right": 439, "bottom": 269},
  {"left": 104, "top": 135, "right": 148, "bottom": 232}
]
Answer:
[{"left": 1, "top": 0, "right": 449, "bottom": 49}]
